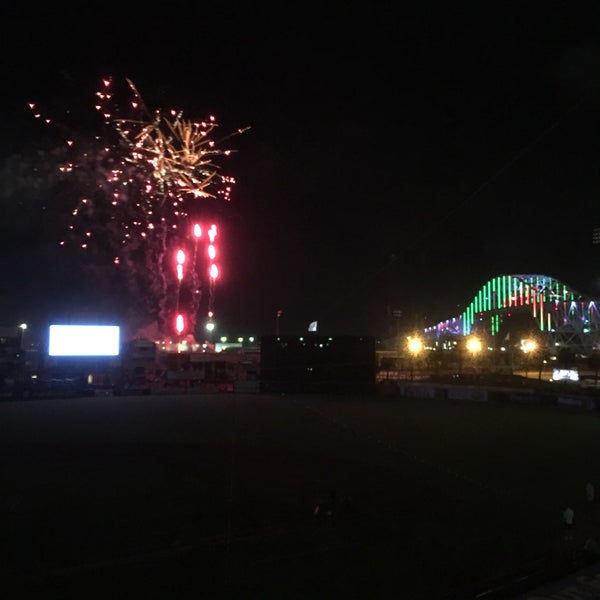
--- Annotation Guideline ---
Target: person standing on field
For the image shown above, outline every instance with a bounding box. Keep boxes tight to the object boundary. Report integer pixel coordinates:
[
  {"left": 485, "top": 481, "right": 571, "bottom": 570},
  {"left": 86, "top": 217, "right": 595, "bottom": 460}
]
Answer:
[{"left": 586, "top": 482, "right": 595, "bottom": 505}]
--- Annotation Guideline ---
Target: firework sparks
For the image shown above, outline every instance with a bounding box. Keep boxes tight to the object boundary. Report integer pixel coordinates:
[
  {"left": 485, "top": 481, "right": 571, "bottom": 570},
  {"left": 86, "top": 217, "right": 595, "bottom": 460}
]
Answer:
[
  {"left": 106, "top": 79, "right": 247, "bottom": 204},
  {"left": 29, "top": 77, "right": 249, "bottom": 340}
]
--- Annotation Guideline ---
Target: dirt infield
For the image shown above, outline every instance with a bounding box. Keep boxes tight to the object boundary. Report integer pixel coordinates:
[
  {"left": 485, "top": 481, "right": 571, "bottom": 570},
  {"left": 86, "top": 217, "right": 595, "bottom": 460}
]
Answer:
[{"left": 2, "top": 392, "right": 600, "bottom": 598}]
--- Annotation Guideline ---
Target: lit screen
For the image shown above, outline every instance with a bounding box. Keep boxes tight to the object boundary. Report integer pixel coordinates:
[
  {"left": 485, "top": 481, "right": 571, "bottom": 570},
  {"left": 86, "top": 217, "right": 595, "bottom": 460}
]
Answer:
[
  {"left": 48, "top": 325, "right": 120, "bottom": 357},
  {"left": 552, "top": 368, "right": 579, "bottom": 382}
]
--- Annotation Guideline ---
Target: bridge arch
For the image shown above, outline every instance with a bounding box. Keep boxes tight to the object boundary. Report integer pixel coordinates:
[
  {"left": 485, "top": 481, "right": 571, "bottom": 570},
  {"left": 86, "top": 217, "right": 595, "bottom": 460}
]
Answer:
[{"left": 424, "top": 274, "right": 600, "bottom": 355}]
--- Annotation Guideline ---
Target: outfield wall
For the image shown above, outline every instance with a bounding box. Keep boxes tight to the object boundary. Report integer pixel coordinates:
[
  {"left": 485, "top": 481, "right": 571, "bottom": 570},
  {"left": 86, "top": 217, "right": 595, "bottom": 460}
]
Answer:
[{"left": 395, "top": 382, "right": 599, "bottom": 411}]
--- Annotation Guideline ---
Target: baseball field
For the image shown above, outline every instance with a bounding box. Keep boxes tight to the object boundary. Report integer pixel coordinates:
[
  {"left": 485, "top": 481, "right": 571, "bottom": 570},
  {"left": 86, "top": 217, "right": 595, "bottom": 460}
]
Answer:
[{"left": 2, "top": 390, "right": 600, "bottom": 599}]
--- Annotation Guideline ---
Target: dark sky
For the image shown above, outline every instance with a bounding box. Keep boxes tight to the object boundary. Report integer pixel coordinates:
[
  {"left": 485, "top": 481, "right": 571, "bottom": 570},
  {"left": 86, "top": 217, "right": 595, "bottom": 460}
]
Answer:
[{"left": 3, "top": 4, "right": 600, "bottom": 342}]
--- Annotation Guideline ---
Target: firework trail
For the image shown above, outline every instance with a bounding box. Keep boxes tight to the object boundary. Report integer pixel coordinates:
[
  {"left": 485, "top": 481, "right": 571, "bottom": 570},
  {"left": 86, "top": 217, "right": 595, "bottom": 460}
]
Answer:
[{"left": 29, "top": 77, "right": 249, "bottom": 341}]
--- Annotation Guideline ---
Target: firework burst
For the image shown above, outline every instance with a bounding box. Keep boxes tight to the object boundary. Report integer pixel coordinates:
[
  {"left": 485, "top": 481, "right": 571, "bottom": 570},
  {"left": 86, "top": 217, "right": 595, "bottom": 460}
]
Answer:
[{"left": 29, "top": 77, "right": 249, "bottom": 341}]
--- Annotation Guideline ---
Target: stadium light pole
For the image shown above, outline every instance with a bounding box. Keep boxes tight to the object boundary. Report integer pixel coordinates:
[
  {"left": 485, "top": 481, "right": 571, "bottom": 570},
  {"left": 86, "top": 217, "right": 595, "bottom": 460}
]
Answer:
[{"left": 206, "top": 321, "right": 216, "bottom": 346}]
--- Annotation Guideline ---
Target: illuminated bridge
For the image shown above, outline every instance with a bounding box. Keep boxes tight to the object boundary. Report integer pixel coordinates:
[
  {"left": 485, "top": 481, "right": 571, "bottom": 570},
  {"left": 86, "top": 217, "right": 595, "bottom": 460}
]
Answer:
[{"left": 423, "top": 274, "right": 600, "bottom": 356}]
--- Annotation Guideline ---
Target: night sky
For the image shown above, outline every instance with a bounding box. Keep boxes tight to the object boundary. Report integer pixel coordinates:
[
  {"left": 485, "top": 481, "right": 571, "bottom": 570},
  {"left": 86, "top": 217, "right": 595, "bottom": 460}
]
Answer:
[{"left": 2, "top": 4, "right": 600, "bottom": 342}]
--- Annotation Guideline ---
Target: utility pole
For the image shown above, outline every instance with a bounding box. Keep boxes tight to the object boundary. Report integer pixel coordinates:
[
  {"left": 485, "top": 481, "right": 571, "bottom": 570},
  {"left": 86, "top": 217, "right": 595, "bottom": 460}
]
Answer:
[{"left": 392, "top": 309, "right": 403, "bottom": 377}]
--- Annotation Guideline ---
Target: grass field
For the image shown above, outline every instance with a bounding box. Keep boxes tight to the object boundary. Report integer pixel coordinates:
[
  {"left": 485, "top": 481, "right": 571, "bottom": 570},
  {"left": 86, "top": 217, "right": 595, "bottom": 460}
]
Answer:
[{"left": 2, "top": 391, "right": 600, "bottom": 599}]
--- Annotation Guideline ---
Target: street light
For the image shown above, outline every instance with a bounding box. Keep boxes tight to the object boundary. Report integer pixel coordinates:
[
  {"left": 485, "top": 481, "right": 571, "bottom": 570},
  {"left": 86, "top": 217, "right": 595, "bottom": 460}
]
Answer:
[
  {"left": 466, "top": 336, "right": 482, "bottom": 374},
  {"left": 19, "top": 323, "right": 27, "bottom": 352},
  {"left": 520, "top": 338, "right": 537, "bottom": 378},
  {"left": 466, "top": 336, "right": 482, "bottom": 355},
  {"left": 407, "top": 336, "right": 423, "bottom": 381}
]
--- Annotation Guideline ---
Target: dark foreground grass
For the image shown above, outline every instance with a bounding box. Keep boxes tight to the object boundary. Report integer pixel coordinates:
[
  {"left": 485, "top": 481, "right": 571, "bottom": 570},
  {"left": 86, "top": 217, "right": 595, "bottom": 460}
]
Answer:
[{"left": 2, "top": 392, "right": 600, "bottom": 599}]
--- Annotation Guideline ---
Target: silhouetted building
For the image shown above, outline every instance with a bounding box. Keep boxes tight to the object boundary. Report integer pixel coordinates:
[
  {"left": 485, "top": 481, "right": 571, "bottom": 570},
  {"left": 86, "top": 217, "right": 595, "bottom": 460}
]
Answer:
[{"left": 260, "top": 335, "right": 376, "bottom": 393}]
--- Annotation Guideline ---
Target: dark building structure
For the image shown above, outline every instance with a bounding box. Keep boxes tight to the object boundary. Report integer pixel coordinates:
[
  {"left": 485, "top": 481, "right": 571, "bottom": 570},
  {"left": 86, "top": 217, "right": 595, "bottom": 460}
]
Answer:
[{"left": 259, "top": 335, "right": 377, "bottom": 394}]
